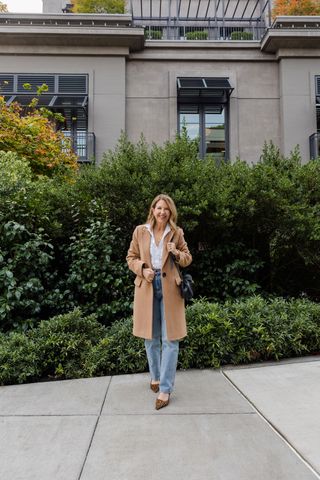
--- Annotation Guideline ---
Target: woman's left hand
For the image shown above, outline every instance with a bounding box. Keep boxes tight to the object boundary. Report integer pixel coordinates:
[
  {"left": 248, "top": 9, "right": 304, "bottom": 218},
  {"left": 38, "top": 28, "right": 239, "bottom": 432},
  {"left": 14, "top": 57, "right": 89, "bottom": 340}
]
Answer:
[{"left": 167, "top": 242, "right": 179, "bottom": 256}]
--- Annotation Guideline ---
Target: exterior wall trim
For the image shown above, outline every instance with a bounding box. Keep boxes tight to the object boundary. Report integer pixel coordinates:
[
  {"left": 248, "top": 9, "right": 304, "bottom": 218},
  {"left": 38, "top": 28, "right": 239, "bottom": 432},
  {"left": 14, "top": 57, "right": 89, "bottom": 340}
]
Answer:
[
  {"left": 0, "top": 13, "right": 145, "bottom": 51},
  {"left": 261, "top": 16, "right": 320, "bottom": 53}
]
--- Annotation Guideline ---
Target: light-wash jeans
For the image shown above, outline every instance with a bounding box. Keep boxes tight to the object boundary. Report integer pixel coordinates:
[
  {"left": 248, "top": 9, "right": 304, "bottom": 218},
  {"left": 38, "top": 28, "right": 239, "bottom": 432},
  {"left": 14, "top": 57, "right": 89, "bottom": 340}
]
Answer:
[{"left": 144, "top": 271, "right": 179, "bottom": 394}]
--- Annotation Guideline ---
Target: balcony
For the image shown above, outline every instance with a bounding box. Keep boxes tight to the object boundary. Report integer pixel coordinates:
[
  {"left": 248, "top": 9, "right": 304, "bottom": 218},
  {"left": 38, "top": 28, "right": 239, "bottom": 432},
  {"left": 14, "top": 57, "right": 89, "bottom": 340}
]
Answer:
[
  {"left": 131, "top": 0, "right": 272, "bottom": 41},
  {"left": 63, "top": 131, "right": 96, "bottom": 163},
  {"left": 0, "top": 13, "right": 145, "bottom": 52},
  {"left": 310, "top": 133, "right": 320, "bottom": 160},
  {"left": 261, "top": 16, "right": 320, "bottom": 52}
]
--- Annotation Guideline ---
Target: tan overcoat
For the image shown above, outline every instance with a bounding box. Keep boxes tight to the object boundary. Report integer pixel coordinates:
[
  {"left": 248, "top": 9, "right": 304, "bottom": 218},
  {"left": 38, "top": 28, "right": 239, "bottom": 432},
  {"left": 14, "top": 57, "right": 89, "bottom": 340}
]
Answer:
[{"left": 126, "top": 224, "right": 192, "bottom": 341}]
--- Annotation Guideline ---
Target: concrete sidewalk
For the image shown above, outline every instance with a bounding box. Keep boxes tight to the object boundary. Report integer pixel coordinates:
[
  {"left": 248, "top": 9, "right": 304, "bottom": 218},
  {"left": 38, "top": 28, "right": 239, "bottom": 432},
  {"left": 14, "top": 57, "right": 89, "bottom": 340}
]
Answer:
[{"left": 0, "top": 356, "right": 319, "bottom": 480}]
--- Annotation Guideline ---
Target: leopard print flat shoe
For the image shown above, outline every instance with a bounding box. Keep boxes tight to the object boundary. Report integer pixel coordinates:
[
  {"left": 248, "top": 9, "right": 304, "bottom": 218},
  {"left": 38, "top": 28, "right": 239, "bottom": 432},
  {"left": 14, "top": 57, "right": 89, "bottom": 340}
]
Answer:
[
  {"left": 155, "top": 394, "right": 170, "bottom": 410},
  {"left": 150, "top": 381, "right": 160, "bottom": 393}
]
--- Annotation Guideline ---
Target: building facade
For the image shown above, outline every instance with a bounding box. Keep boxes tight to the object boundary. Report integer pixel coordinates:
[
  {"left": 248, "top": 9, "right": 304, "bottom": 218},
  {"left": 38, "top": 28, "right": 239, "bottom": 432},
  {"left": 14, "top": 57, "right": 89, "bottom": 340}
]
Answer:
[{"left": 0, "top": 0, "right": 319, "bottom": 163}]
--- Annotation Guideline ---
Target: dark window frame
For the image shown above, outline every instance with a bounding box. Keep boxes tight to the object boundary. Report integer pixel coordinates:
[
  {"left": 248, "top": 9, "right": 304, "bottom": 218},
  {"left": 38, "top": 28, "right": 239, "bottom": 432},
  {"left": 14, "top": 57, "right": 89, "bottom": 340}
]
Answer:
[
  {"left": 178, "top": 103, "right": 230, "bottom": 160},
  {"left": 0, "top": 73, "right": 88, "bottom": 95},
  {"left": 316, "top": 76, "right": 320, "bottom": 133},
  {"left": 177, "top": 77, "right": 232, "bottom": 160}
]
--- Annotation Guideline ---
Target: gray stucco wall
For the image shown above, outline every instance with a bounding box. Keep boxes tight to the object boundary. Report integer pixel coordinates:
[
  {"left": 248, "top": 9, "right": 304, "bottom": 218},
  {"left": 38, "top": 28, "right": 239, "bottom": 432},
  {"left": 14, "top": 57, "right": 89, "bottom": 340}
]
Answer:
[
  {"left": 126, "top": 52, "right": 281, "bottom": 164},
  {"left": 279, "top": 58, "right": 320, "bottom": 160},
  {"left": 1, "top": 36, "right": 319, "bottom": 164}
]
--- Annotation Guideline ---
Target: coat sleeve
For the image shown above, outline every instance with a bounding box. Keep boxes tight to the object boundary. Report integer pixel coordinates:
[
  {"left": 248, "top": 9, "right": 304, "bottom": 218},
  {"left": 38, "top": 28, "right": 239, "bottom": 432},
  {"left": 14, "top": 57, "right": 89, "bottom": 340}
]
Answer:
[
  {"left": 175, "top": 228, "right": 192, "bottom": 268},
  {"left": 126, "top": 226, "right": 146, "bottom": 277}
]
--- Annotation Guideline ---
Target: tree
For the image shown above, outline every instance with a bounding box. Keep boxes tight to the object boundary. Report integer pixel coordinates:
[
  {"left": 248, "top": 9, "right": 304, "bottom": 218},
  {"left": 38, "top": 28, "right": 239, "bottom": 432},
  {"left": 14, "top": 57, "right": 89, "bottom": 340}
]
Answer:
[
  {"left": 0, "top": 2, "right": 8, "bottom": 12},
  {"left": 272, "top": 0, "right": 320, "bottom": 17},
  {"left": 72, "top": 0, "right": 125, "bottom": 13},
  {"left": 0, "top": 90, "right": 78, "bottom": 178}
]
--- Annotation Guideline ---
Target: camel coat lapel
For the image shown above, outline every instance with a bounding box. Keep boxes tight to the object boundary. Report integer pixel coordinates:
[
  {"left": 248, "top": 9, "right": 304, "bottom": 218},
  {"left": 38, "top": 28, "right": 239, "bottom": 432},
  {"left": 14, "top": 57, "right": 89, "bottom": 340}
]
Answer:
[
  {"left": 141, "top": 227, "right": 152, "bottom": 268},
  {"left": 162, "top": 229, "right": 175, "bottom": 268}
]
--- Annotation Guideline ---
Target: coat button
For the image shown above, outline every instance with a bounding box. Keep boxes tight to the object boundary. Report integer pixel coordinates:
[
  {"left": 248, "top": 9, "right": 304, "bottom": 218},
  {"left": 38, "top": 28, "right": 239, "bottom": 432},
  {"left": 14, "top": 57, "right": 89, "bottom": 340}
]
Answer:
[{"left": 162, "top": 272, "right": 166, "bottom": 278}]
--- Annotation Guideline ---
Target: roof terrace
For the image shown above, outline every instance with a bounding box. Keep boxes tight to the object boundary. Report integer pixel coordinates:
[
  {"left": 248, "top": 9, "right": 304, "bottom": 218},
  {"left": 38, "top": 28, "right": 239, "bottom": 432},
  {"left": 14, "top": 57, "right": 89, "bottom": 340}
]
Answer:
[{"left": 128, "top": 0, "right": 272, "bottom": 40}]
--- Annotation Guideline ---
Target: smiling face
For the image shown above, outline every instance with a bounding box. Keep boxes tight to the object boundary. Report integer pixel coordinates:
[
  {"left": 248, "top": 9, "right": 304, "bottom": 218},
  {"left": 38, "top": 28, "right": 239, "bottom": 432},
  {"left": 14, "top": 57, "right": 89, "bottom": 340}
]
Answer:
[
  {"left": 146, "top": 194, "right": 178, "bottom": 231},
  {"left": 152, "top": 199, "right": 171, "bottom": 227}
]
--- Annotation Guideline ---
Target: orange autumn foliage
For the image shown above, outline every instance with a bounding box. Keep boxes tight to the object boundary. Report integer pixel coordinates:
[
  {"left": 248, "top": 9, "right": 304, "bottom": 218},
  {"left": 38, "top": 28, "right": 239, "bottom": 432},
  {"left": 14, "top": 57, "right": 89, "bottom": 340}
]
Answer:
[
  {"left": 0, "top": 96, "right": 79, "bottom": 178},
  {"left": 272, "top": 0, "right": 320, "bottom": 17}
]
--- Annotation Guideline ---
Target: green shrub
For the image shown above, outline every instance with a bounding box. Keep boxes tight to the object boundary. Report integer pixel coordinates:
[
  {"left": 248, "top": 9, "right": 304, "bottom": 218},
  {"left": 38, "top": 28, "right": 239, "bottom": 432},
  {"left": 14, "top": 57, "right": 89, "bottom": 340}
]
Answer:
[
  {"left": 0, "top": 309, "right": 106, "bottom": 384},
  {"left": 230, "top": 31, "right": 253, "bottom": 40},
  {"left": 192, "top": 242, "right": 263, "bottom": 300},
  {"left": 31, "top": 309, "right": 106, "bottom": 379},
  {"left": 0, "top": 151, "right": 35, "bottom": 227},
  {"left": 73, "top": 0, "right": 125, "bottom": 14},
  {"left": 145, "top": 29, "right": 162, "bottom": 40},
  {"left": 186, "top": 30, "right": 208, "bottom": 40},
  {"left": 64, "top": 201, "right": 132, "bottom": 325},
  {"left": 0, "top": 220, "right": 58, "bottom": 330},
  {"left": 1, "top": 297, "right": 320, "bottom": 385},
  {"left": 3, "top": 134, "right": 320, "bottom": 330},
  {"left": 50, "top": 137, "right": 320, "bottom": 302},
  {"left": 179, "top": 301, "right": 233, "bottom": 369},
  {"left": 84, "top": 317, "right": 147, "bottom": 376},
  {"left": 0, "top": 331, "right": 40, "bottom": 385},
  {"left": 180, "top": 296, "right": 320, "bottom": 367},
  {"left": 76, "top": 132, "right": 202, "bottom": 240},
  {"left": 0, "top": 151, "right": 33, "bottom": 197}
]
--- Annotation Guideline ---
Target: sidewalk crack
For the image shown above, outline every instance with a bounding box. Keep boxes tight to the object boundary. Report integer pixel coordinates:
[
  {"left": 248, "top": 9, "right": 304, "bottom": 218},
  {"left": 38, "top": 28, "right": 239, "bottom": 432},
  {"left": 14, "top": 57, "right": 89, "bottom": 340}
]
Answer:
[
  {"left": 221, "top": 369, "right": 320, "bottom": 479},
  {"left": 77, "top": 376, "right": 113, "bottom": 480}
]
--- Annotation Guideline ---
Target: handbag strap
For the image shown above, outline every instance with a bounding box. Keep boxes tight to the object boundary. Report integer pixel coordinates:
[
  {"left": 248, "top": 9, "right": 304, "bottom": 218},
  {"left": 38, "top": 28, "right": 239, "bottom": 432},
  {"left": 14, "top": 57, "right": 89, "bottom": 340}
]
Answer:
[{"left": 169, "top": 252, "right": 183, "bottom": 279}]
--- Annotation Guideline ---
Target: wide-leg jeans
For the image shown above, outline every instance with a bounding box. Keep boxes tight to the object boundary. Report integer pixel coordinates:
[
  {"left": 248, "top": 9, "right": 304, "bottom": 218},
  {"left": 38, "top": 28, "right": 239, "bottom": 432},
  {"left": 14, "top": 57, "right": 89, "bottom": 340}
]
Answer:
[{"left": 144, "top": 271, "right": 179, "bottom": 394}]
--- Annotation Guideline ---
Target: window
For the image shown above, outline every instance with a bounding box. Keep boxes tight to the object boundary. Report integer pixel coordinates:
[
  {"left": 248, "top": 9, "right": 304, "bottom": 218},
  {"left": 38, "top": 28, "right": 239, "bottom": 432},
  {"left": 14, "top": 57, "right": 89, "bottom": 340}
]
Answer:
[
  {"left": 179, "top": 105, "right": 226, "bottom": 160},
  {"left": 0, "top": 73, "right": 94, "bottom": 162},
  {"left": 179, "top": 106, "right": 200, "bottom": 140},
  {"left": 310, "top": 76, "right": 320, "bottom": 159},
  {"left": 205, "top": 108, "right": 225, "bottom": 159},
  {"left": 0, "top": 73, "right": 88, "bottom": 96},
  {"left": 177, "top": 77, "right": 232, "bottom": 160}
]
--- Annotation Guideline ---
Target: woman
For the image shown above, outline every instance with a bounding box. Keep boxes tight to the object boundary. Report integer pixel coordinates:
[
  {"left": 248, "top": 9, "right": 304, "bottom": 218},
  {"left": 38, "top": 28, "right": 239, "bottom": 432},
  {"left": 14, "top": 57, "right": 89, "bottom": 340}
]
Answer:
[{"left": 126, "top": 194, "right": 192, "bottom": 410}]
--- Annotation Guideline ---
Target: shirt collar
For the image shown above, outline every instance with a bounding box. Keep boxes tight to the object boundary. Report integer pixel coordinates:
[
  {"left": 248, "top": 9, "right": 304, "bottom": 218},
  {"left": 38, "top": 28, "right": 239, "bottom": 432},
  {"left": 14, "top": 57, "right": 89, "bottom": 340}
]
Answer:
[{"left": 145, "top": 223, "right": 171, "bottom": 238}]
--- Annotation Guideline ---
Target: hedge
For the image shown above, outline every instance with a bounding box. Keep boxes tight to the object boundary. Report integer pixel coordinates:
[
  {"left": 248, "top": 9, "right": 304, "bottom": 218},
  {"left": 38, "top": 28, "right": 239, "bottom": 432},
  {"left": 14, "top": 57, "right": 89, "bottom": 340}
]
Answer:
[
  {"left": 2, "top": 136, "right": 320, "bottom": 330},
  {"left": 185, "top": 30, "right": 208, "bottom": 40},
  {"left": 145, "top": 29, "right": 162, "bottom": 40},
  {"left": 230, "top": 31, "right": 253, "bottom": 40},
  {"left": 1, "top": 296, "right": 320, "bottom": 385}
]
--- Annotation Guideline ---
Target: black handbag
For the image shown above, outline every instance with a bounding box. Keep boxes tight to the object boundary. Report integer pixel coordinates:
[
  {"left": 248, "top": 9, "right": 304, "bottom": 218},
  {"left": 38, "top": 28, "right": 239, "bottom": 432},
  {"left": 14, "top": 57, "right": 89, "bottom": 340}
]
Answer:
[
  {"left": 170, "top": 253, "right": 194, "bottom": 301},
  {"left": 179, "top": 271, "right": 194, "bottom": 301}
]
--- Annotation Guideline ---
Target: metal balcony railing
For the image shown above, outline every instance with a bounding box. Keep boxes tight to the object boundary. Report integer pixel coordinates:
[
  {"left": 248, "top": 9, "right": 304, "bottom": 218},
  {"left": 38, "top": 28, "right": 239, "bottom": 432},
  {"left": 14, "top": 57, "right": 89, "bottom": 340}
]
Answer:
[
  {"left": 62, "top": 130, "right": 96, "bottom": 163},
  {"left": 144, "top": 24, "right": 266, "bottom": 41},
  {"left": 310, "top": 133, "right": 320, "bottom": 160}
]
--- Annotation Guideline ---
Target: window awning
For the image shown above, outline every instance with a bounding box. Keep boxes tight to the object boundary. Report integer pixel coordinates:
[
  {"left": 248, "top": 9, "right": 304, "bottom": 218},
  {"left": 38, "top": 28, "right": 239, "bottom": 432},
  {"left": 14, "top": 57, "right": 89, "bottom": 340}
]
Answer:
[
  {"left": 6, "top": 95, "right": 55, "bottom": 107},
  {"left": 177, "top": 77, "right": 233, "bottom": 104},
  {"left": 5, "top": 94, "right": 88, "bottom": 114}
]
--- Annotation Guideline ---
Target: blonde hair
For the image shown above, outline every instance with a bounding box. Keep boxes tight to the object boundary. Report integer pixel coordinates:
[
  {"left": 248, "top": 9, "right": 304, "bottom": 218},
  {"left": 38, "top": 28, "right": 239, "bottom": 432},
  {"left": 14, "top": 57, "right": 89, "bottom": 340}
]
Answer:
[{"left": 146, "top": 194, "right": 178, "bottom": 232}]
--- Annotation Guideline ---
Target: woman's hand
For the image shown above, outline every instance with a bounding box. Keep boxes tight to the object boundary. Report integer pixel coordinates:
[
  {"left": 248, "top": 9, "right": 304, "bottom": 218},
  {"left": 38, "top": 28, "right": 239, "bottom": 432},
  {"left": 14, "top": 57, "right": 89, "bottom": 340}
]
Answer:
[
  {"left": 167, "top": 242, "right": 179, "bottom": 256},
  {"left": 142, "top": 268, "right": 155, "bottom": 283}
]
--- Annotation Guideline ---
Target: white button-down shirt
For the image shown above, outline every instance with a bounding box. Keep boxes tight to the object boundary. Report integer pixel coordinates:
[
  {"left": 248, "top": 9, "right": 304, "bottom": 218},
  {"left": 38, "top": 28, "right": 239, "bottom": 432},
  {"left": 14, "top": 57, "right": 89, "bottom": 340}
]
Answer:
[{"left": 145, "top": 223, "right": 171, "bottom": 269}]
